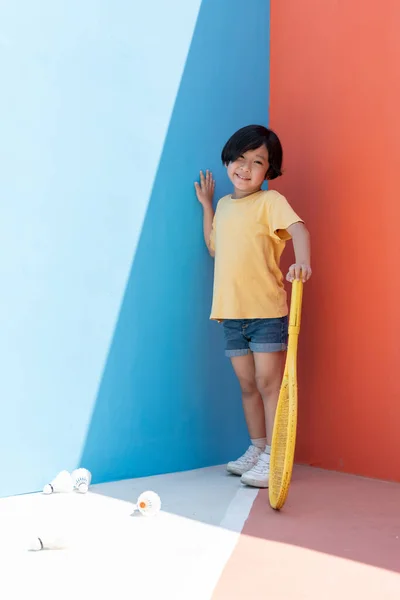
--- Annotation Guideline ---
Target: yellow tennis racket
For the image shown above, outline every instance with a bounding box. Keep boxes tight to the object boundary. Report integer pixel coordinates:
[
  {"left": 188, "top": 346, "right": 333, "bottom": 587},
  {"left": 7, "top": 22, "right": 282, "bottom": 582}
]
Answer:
[{"left": 269, "top": 279, "right": 304, "bottom": 510}]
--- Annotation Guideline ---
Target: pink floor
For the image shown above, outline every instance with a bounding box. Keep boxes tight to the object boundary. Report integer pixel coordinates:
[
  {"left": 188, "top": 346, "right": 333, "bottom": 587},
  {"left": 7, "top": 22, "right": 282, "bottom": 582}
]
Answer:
[{"left": 213, "top": 466, "right": 400, "bottom": 599}]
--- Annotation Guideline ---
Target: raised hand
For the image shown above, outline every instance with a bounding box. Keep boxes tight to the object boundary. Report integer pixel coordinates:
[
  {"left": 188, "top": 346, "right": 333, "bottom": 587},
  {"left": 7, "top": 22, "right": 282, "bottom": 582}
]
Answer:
[{"left": 194, "top": 170, "right": 215, "bottom": 207}]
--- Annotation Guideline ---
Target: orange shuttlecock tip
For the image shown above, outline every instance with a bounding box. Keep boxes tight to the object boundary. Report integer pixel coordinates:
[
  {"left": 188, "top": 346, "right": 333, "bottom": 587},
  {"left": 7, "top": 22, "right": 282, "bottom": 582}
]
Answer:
[{"left": 139, "top": 501, "right": 147, "bottom": 509}]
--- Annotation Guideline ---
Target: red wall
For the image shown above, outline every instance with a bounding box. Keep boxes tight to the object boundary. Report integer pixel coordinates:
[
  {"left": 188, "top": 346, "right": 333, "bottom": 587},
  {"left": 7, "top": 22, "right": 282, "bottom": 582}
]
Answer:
[{"left": 270, "top": 0, "right": 400, "bottom": 481}]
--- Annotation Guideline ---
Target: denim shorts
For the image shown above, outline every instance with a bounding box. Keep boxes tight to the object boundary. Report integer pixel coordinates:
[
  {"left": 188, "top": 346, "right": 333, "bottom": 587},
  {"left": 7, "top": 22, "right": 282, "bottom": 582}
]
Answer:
[{"left": 222, "top": 316, "right": 288, "bottom": 357}]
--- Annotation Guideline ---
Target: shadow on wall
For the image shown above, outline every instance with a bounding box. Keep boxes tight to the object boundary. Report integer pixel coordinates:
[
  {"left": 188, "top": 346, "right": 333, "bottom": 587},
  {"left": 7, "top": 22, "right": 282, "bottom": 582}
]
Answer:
[{"left": 80, "top": 0, "right": 270, "bottom": 483}]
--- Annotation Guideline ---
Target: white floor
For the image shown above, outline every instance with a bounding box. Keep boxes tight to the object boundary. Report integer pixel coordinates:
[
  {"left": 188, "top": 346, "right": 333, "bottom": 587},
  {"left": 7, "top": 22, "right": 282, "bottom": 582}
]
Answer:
[{"left": 0, "top": 466, "right": 257, "bottom": 600}]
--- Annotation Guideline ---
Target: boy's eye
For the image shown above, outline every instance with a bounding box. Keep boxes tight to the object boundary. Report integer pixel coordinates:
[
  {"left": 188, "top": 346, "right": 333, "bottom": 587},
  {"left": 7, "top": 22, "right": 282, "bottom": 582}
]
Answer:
[{"left": 255, "top": 160, "right": 263, "bottom": 165}]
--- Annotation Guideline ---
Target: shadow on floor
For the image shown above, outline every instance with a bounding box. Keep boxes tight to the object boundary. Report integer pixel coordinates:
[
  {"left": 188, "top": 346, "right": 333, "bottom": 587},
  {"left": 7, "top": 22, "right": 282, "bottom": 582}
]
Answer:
[
  {"left": 89, "top": 465, "right": 257, "bottom": 532},
  {"left": 90, "top": 464, "right": 400, "bottom": 574},
  {"left": 243, "top": 465, "right": 400, "bottom": 573}
]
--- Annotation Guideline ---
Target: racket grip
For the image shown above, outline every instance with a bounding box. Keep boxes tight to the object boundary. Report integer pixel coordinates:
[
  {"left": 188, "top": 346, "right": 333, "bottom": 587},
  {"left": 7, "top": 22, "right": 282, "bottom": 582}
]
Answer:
[{"left": 288, "top": 280, "right": 303, "bottom": 334}]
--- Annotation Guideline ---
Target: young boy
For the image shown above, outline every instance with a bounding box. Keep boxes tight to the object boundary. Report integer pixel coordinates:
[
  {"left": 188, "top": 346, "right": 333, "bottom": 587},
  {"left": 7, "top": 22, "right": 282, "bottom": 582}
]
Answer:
[{"left": 195, "top": 125, "right": 311, "bottom": 488}]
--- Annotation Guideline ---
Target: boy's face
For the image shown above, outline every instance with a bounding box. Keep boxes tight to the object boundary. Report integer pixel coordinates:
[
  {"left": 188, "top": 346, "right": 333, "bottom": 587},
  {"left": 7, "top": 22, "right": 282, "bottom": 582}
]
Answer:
[{"left": 227, "top": 145, "right": 269, "bottom": 198}]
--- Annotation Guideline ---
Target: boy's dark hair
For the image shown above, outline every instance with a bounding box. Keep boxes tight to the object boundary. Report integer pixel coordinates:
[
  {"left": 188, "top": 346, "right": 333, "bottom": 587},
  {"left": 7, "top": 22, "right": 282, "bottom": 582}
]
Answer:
[{"left": 221, "top": 125, "right": 283, "bottom": 180}]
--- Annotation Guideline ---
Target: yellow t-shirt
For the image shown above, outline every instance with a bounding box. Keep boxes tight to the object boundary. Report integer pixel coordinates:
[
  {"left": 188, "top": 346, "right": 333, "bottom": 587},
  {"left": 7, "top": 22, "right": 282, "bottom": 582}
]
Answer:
[{"left": 209, "top": 189, "right": 302, "bottom": 320}]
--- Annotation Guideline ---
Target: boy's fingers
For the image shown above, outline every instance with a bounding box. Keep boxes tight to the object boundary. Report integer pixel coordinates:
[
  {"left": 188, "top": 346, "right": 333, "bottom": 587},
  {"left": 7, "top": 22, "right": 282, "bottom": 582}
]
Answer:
[{"left": 297, "top": 264, "right": 311, "bottom": 280}]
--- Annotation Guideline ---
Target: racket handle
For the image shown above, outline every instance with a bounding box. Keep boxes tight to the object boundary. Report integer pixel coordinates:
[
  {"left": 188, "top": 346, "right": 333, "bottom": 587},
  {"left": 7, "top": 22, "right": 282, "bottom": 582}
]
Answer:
[{"left": 288, "top": 280, "right": 303, "bottom": 335}]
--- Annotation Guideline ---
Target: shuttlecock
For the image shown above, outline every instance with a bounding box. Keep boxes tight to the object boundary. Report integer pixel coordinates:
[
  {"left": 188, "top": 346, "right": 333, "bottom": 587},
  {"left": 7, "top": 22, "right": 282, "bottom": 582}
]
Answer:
[
  {"left": 43, "top": 470, "right": 73, "bottom": 494},
  {"left": 71, "top": 468, "right": 91, "bottom": 493},
  {"left": 132, "top": 491, "right": 161, "bottom": 517},
  {"left": 27, "top": 535, "right": 66, "bottom": 551}
]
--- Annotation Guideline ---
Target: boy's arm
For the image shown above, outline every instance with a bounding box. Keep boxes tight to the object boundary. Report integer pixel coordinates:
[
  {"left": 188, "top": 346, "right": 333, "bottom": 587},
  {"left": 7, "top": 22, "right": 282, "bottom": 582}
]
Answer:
[
  {"left": 286, "top": 222, "right": 312, "bottom": 282},
  {"left": 202, "top": 204, "right": 215, "bottom": 257},
  {"left": 194, "top": 170, "right": 215, "bottom": 257}
]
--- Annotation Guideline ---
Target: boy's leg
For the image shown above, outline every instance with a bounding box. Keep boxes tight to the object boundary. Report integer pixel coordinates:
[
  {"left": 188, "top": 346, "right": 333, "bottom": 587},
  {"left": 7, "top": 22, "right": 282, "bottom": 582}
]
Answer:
[
  {"left": 230, "top": 354, "right": 265, "bottom": 440},
  {"left": 253, "top": 352, "right": 285, "bottom": 445},
  {"left": 226, "top": 354, "right": 267, "bottom": 475},
  {"left": 240, "top": 351, "right": 284, "bottom": 488}
]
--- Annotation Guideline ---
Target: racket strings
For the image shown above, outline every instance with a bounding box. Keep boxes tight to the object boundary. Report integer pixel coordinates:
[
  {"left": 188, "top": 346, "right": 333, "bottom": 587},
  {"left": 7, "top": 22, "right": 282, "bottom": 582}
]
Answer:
[{"left": 270, "top": 385, "right": 289, "bottom": 494}]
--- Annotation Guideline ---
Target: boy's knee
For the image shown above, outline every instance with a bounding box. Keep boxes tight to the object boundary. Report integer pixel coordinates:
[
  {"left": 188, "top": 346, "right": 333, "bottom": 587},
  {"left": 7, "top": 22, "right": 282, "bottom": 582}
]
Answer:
[
  {"left": 238, "top": 377, "right": 258, "bottom": 396},
  {"left": 255, "top": 375, "right": 280, "bottom": 396}
]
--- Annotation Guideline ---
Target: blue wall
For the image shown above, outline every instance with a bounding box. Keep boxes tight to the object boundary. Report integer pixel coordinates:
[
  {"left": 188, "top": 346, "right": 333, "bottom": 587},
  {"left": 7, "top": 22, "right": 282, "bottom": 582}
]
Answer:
[{"left": 0, "top": 0, "right": 270, "bottom": 496}]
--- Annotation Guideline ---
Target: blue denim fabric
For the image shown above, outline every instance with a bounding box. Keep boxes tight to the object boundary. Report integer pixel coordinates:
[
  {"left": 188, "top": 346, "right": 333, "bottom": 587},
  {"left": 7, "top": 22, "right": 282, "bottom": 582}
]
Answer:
[{"left": 222, "top": 317, "right": 288, "bottom": 357}]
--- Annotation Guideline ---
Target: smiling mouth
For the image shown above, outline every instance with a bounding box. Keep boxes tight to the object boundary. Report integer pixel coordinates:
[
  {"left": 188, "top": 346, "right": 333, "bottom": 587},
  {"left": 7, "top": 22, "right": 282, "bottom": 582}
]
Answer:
[{"left": 235, "top": 173, "right": 251, "bottom": 181}]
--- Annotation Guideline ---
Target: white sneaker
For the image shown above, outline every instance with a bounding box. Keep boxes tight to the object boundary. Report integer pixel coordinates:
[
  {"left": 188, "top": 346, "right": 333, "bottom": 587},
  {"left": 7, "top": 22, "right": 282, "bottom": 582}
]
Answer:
[
  {"left": 240, "top": 452, "right": 270, "bottom": 488},
  {"left": 226, "top": 445, "right": 263, "bottom": 476}
]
